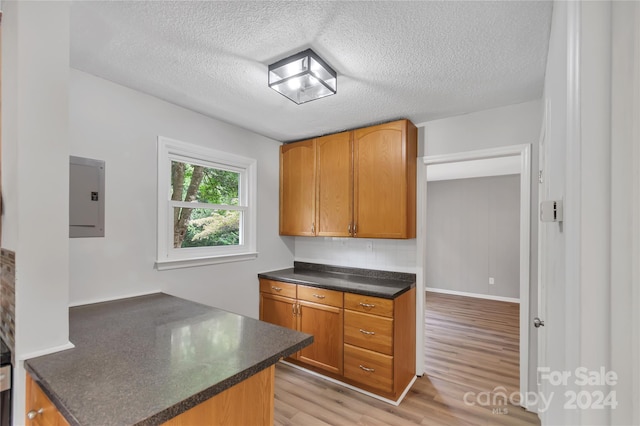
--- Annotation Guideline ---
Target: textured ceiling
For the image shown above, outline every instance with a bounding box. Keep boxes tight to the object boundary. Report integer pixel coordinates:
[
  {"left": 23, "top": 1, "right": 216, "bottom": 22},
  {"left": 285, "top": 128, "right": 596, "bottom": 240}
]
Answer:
[{"left": 70, "top": 1, "right": 553, "bottom": 142}]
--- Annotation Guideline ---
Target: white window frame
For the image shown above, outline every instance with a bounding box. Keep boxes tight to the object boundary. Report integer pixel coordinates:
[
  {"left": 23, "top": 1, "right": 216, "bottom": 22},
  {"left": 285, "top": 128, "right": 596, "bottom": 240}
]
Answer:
[{"left": 156, "top": 136, "right": 257, "bottom": 270}]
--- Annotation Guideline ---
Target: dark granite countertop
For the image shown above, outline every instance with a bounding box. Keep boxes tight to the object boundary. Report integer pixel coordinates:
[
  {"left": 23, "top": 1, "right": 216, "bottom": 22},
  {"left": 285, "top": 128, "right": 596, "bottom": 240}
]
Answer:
[
  {"left": 258, "top": 262, "right": 415, "bottom": 299},
  {"left": 24, "top": 293, "right": 312, "bottom": 426}
]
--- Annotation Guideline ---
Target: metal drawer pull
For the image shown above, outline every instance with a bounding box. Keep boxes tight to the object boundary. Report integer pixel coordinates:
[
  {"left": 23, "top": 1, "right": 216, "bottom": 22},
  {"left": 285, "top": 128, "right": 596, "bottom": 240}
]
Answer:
[
  {"left": 27, "top": 409, "right": 44, "bottom": 420},
  {"left": 359, "top": 329, "right": 375, "bottom": 335},
  {"left": 271, "top": 286, "right": 282, "bottom": 292},
  {"left": 359, "top": 365, "right": 375, "bottom": 373},
  {"left": 359, "top": 302, "right": 375, "bottom": 308},
  {"left": 313, "top": 294, "right": 326, "bottom": 299}
]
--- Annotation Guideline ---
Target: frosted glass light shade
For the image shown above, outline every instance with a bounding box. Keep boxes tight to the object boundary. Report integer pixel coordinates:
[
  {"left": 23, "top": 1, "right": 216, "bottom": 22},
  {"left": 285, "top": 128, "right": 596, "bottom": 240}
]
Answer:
[{"left": 268, "top": 49, "right": 337, "bottom": 104}]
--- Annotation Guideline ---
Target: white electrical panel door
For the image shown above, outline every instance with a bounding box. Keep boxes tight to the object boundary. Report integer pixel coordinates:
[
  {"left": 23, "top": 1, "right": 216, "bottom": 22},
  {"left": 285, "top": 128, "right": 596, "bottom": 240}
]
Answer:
[{"left": 69, "top": 156, "right": 105, "bottom": 237}]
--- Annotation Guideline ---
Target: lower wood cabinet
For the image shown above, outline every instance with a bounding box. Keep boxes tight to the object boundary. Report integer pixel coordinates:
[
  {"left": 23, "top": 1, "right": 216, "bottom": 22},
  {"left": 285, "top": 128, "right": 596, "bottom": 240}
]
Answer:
[
  {"left": 344, "top": 344, "right": 393, "bottom": 393},
  {"left": 259, "top": 279, "right": 343, "bottom": 375},
  {"left": 259, "top": 281, "right": 297, "bottom": 331},
  {"left": 343, "top": 290, "right": 416, "bottom": 399},
  {"left": 162, "top": 365, "right": 275, "bottom": 426},
  {"left": 26, "top": 374, "right": 69, "bottom": 426},
  {"left": 28, "top": 366, "right": 276, "bottom": 426},
  {"left": 259, "top": 278, "right": 416, "bottom": 401},
  {"left": 344, "top": 310, "right": 393, "bottom": 355},
  {"left": 297, "top": 299, "right": 343, "bottom": 375}
]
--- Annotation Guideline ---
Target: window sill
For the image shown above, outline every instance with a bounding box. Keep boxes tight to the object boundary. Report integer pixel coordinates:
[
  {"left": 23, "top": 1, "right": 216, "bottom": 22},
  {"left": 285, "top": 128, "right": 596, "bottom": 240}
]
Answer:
[{"left": 155, "top": 252, "right": 258, "bottom": 271}]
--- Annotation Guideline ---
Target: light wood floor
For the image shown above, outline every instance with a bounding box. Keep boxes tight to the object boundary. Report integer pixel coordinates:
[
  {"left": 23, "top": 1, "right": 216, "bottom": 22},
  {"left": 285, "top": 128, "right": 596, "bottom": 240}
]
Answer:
[{"left": 273, "top": 292, "right": 540, "bottom": 425}]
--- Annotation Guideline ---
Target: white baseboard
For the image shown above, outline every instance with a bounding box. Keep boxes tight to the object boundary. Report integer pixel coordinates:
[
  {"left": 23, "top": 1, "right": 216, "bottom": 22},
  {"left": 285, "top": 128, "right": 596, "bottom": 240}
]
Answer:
[
  {"left": 20, "top": 341, "right": 75, "bottom": 361},
  {"left": 426, "top": 287, "right": 520, "bottom": 304},
  {"left": 279, "top": 361, "right": 417, "bottom": 406},
  {"left": 68, "top": 290, "right": 162, "bottom": 307}
]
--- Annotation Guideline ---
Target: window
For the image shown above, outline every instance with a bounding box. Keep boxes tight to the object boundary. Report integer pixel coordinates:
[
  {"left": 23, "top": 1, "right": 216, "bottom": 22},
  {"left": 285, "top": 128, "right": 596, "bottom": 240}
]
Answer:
[{"left": 156, "top": 137, "right": 257, "bottom": 270}]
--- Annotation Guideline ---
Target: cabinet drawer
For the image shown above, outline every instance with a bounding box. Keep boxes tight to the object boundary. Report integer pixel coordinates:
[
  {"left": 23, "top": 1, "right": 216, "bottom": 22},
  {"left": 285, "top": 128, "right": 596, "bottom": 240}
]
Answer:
[
  {"left": 297, "top": 285, "right": 343, "bottom": 308},
  {"left": 344, "top": 310, "right": 393, "bottom": 355},
  {"left": 259, "top": 279, "right": 297, "bottom": 298},
  {"left": 344, "top": 293, "right": 393, "bottom": 317},
  {"left": 344, "top": 344, "right": 393, "bottom": 393}
]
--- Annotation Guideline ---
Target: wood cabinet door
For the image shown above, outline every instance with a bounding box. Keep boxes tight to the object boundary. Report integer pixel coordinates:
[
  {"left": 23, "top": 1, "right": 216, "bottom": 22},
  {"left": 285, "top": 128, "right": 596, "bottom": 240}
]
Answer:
[
  {"left": 260, "top": 293, "right": 297, "bottom": 331},
  {"left": 353, "top": 120, "right": 416, "bottom": 239},
  {"left": 279, "top": 139, "right": 317, "bottom": 236},
  {"left": 259, "top": 291, "right": 299, "bottom": 360},
  {"left": 26, "top": 374, "right": 69, "bottom": 426},
  {"left": 297, "top": 301, "right": 343, "bottom": 375},
  {"left": 316, "top": 132, "right": 352, "bottom": 237}
]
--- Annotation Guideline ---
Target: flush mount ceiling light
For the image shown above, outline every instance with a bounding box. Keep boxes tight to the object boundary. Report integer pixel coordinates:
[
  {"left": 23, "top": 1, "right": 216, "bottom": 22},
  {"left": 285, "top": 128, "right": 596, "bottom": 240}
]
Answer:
[{"left": 268, "top": 49, "right": 337, "bottom": 105}]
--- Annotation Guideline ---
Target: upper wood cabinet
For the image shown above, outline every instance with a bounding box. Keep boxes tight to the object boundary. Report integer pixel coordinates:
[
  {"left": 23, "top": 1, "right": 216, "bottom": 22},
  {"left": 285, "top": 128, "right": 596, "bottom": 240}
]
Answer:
[
  {"left": 353, "top": 120, "right": 417, "bottom": 239},
  {"left": 279, "top": 139, "right": 316, "bottom": 236},
  {"left": 279, "top": 119, "right": 417, "bottom": 239},
  {"left": 316, "top": 131, "right": 352, "bottom": 237}
]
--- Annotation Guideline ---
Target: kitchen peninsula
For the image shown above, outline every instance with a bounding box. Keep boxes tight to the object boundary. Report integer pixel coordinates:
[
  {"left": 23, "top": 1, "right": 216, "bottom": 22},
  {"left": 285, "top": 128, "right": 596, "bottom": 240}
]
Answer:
[{"left": 24, "top": 293, "right": 312, "bottom": 426}]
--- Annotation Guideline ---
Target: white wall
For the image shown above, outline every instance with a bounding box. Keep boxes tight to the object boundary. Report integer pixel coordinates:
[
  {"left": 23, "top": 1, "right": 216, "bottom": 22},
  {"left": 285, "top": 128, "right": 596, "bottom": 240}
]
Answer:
[
  {"left": 610, "top": 2, "right": 640, "bottom": 424},
  {"left": 1, "top": 0, "right": 72, "bottom": 418},
  {"left": 423, "top": 100, "right": 543, "bottom": 155},
  {"left": 540, "top": 2, "right": 640, "bottom": 424},
  {"left": 294, "top": 237, "right": 416, "bottom": 273},
  {"left": 69, "top": 69, "right": 294, "bottom": 317},
  {"left": 574, "top": 3, "right": 612, "bottom": 424},
  {"left": 426, "top": 175, "right": 520, "bottom": 300}
]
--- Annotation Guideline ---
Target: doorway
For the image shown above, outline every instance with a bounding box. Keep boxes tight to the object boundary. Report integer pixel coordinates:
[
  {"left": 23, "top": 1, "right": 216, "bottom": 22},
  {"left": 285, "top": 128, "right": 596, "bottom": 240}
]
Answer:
[{"left": 415, "top": 144, "right": 531, "bottom": 407}]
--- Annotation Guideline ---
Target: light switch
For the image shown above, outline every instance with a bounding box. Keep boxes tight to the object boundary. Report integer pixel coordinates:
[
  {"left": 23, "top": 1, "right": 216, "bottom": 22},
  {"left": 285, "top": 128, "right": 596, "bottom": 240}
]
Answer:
[{"left": 540, "top": 200, "right": 563, "bottom": 223}]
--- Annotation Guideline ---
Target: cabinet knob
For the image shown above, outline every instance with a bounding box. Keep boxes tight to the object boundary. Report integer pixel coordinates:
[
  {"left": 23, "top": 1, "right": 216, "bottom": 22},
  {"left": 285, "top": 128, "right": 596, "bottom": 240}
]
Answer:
[
  {"left": 27, "top": 409, "right": 43, "bottom": 420},
  {"left": 311, "top": 223, "right": 315, "bottom": 234},
  {"left": 359, "top": 365, "right": 375, "bottom": 373},
  {"left": 271, "top": 286, "right": 282, "bottom": 292},
  {"left": 359, "top": 302, "right": 376, "bottom": 309},
  {"left": 359, "top": 328, "right": 375, "bottom": 335},
  {"left": 312, "top": 294, "right": 326, "bottom": 299}
]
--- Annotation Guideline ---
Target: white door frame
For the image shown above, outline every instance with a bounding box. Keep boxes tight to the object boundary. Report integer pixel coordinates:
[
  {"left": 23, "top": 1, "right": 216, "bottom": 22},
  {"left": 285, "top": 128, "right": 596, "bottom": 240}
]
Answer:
[{"left": 418, "top": 143, "right": 531, "bottom": 406}]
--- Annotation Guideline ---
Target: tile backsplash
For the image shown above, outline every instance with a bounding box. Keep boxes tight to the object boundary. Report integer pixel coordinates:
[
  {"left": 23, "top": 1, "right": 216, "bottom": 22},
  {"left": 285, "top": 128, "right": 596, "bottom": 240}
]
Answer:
[
  {"left": 0, "top": 248, "right": 15, "bottom": 354},
  {"left": 294, "top": 237, "right": 417, "bottom": 273}
]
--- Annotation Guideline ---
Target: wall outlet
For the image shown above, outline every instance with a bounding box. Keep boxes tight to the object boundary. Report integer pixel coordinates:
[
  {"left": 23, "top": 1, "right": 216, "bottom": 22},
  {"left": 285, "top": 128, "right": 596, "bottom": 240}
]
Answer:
[
  {"left": 366, "top": 242, "right": 373, "bottom": 252},
  {"left": 489, "top": 277, "right": 495, "bottom": 285}
]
